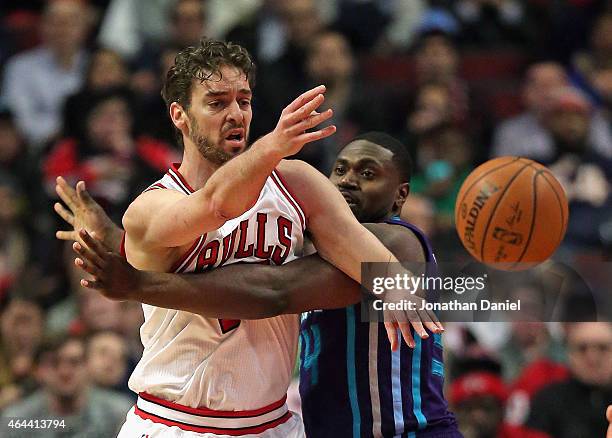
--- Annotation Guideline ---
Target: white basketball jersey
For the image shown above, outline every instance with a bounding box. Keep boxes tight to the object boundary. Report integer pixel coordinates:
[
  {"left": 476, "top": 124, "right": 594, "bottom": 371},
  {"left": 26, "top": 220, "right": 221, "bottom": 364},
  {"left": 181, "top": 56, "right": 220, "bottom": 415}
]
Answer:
[{"left": 128, "top": 164, "right": 305, "bottom": 410}]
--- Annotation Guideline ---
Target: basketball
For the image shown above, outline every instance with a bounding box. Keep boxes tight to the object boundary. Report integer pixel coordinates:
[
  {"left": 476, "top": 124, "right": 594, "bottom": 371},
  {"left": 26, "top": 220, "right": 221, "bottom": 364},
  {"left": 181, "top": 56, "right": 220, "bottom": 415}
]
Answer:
[{"left": 455, "top": 157, "right": 569, "bottom": 269}]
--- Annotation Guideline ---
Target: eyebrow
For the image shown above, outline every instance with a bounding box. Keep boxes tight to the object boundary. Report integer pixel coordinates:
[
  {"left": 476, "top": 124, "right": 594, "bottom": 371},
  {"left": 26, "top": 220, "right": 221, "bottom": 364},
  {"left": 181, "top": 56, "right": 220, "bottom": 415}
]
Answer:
[
  {"left": 336, "top": 157, "right": 384, "bottom": 167},
  {"left": 205, "top": 89, "right": 252, "bottom": 97}
]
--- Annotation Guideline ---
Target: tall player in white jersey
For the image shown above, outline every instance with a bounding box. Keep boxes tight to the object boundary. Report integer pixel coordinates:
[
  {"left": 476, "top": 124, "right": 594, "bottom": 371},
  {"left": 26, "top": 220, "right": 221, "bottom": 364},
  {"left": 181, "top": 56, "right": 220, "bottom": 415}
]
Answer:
[{"left": 107, "top": 39, "right": 435, "bottom": 437}]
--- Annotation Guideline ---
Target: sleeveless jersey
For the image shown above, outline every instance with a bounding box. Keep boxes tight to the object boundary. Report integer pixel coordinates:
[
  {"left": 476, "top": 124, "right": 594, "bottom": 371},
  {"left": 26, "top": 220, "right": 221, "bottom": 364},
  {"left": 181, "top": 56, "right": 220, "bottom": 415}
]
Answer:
[
  {"left": 128, "top": 164, "right": 305, "bottom": 410},
  {"left": 299, "top": 218, "right": 458, "bottom": 437}
]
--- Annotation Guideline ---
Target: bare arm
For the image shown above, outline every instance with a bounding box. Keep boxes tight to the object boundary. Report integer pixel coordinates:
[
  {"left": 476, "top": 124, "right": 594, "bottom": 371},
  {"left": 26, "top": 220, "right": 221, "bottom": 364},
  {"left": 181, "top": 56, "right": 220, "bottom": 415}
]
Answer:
[
  {"left": 74, "top": 223, "right": 423, "bottom": 319},
  {"left": 124, "top": 85, "right": 336, "bottom": 249}
]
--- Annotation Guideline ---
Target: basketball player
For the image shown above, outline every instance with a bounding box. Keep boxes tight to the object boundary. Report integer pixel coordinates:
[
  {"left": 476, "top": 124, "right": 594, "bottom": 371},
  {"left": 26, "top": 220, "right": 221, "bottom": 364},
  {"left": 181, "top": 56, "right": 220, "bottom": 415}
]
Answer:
[
  {"left": 57, "top": 39, "right": 440, "bottom": 437},
  {"left": 62, "top": 133, "right": 458, "bottom": 437}
]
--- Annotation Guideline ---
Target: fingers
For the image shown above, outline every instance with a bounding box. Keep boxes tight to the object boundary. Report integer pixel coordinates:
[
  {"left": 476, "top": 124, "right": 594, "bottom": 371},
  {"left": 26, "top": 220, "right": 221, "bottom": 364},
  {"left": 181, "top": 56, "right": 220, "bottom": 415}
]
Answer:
[
  {"left": 398, "top": 322, "right": 416, "bottom": 349},
  {"left": 289, "top": 108, "right": 334, "bottom": 135},
  {"left": 76, "top": 181, "right": 94, "bottom": 205},
  {"left": 55, "top": 176, "right": 77, "bottom": 210},
  {"left": 425, "top": 309, "right": 444, "bottom": 333},
  {"left": 408, "top": 315, "right": 428, "bottom": 340},
  {"left": 79, "top": 228, "right": 111, "bottom": 254},
  {"left": 285, "top": 93, "right": 326, "bottom": 125},
  {"left": 54, "top": 202, "right": 74, "bottom": 226},
  {"left": 56, "top": 230, "right": 77, "bottom": 241},
  {"left": 80, "top": 278, "right": 103, "bottom": 290},
  {"left": 73, "top": 241, "right": 105, "bottom": 269},
  {"left": 285, "top": 85, "right": 326, "bottom": 114},
  {"left": 74, "top": 256, "right": 102, "bottom": 277},
  {"left": 384, "top": 322, "right": 398, "bottom": 352},
  {"left": 294, "top": 125, "right": 337, "bottom": 145}
]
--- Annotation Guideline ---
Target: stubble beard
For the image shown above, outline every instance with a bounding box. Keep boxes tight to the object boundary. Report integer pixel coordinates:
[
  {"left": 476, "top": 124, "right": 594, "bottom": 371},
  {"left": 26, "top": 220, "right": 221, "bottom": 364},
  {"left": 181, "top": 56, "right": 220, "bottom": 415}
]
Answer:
[{"left": 188, "top": 116, "right": 233, "bottom": 166}]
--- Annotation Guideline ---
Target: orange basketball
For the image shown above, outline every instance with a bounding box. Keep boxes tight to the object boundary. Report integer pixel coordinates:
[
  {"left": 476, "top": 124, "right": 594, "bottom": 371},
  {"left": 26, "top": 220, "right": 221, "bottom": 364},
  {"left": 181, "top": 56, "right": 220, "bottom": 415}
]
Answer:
[{"left": 455, "top": 157, "right": 569, "bottom": 270}]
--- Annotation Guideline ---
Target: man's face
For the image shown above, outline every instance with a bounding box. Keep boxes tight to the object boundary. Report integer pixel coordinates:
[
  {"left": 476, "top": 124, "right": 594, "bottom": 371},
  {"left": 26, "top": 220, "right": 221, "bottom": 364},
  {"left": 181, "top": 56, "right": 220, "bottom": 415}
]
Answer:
[
  {"left": 87, "top": 332, "right": 127, "bottom": 388},
  {"left": 171, "top": 0, "right": 206, "bottom": 47},
  {"left": 184, "top": 65, "right": 252, "bottom": 166},
  {"left": 42, "top": 0, "right": 89, "bottom": 54},
  {"left": 330, "top": 141, "right": 404, "bottom": 223},
  {"left": 47, "top": 340, "right": 87, "bottom": 399},
  {"left": 307, "top": 33, "right": 354, "bottom": 86},
  {"left": 567, "top": 322, "right": 612, "bottom": 386},
  {"left": 0, "top": 300, "right": 43, "bottom": 354},
  {"left": 523, "top": 64, "right": 568, "bottom": 113},
  {"left": 455, "top": 396, "right": 504, "bottom": 438},
  {"left": 547, "top": 109, "right": 590, "bottom": 148},
  {"left": 415, "top": 36, "right": 458, "bottom": 83}
]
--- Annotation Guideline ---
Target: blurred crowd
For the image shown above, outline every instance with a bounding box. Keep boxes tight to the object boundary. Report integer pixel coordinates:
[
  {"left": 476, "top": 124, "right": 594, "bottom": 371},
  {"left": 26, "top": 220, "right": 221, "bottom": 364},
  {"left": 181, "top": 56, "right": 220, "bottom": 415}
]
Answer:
[{"left": 0, "top": 0, "right": 611, "bottom": 437}]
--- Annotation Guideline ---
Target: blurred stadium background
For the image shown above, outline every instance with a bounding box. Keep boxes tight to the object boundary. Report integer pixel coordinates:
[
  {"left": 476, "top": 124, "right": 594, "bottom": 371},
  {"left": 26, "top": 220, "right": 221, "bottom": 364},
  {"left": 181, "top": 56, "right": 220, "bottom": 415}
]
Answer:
[{"left": 0, "top": 0, "right": 610, "bottom": 437}]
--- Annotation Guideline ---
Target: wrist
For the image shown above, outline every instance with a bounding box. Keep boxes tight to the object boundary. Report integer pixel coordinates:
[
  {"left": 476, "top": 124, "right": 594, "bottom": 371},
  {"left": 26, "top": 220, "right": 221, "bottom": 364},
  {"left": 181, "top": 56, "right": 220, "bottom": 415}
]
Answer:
[{"left": 253, "top": 132, "right": 285, "bottom": 162}]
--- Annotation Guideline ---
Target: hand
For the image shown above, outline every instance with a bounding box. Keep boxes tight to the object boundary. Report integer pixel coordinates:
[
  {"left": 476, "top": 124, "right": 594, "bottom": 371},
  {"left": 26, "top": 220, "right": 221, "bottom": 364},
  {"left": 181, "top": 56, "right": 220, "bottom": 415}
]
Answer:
[
  {"left": 382, "top": 288, "right": 444, "bottom": 351},
  {"left": 263, "top": 85, "right": 336, "bottom": 158},
  {"left": 73, "top": 229, "right": 140, "bottom": 301},
  {"left": 607, "top": 405, "right": 612, "bottom": 438},
  {"left": 54, "top": 177, "right": 122, "bottom": 250}
]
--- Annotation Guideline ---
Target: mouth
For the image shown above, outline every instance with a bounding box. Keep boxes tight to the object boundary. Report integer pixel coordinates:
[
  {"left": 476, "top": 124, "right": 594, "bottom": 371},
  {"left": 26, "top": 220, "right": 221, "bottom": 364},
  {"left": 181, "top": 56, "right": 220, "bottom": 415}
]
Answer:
[
  {"left": 340, "top": 190, "right": 359, "bottom": 207},
  {"left": 223, "top": 128, "right": 245, "bottom": 148}
]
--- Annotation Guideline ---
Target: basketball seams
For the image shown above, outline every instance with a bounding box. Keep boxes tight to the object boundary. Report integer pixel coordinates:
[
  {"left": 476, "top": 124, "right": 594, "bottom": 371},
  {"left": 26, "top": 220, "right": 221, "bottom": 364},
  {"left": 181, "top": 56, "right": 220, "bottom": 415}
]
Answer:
[
  {"left": 479, "top": 162, "right": 532, "bottom": 261},
  {"left": 511, "top": 170, "right": 540, "bottom": 268},
  {"left": 539, "top": 171, "right": 567, "bottom": 245},
  {"left": 455, "top": 157, "right": 521, "bottom": 225}
]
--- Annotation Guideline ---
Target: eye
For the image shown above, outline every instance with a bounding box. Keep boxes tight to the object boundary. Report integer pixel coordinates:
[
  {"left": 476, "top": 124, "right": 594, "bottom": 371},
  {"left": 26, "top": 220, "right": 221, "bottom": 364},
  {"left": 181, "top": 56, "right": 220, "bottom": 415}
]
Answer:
[
  {"left": 334, "top": 165, "right": 346, "bottom": 175},
  {"left": 208, "top": 101, "right": 223, "bottom": 109},
  {"left": 361, "top": 169, "right": 375, "bottom": 179},
  {"left": 239, "top": 99, "right": 251, "bottom": 108}
]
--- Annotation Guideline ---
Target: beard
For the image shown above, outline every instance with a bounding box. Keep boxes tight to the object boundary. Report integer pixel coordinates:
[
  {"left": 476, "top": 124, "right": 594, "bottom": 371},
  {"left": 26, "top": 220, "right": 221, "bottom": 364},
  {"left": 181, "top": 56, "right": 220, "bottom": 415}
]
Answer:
[{"left": 188, "top": 116, "right": 234, "bottom": 166}]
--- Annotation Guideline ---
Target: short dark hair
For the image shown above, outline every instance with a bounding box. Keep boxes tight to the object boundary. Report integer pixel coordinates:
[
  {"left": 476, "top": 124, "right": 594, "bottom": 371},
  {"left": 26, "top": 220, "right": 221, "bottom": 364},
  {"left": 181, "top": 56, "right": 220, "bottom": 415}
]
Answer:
[
  {"left": 161, "top": 38, "right": 256, "bottom": 112},
  {"left": 348, "top": 132, "right": 413, "bottom": 183}
]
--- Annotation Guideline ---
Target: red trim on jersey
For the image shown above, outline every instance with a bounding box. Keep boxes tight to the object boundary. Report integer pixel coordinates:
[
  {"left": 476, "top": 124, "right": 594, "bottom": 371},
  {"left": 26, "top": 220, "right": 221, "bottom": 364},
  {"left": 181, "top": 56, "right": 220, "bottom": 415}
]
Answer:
[
  {"left": 133, "top": 406, "right": 291, "bottom": 436},
  {"left": 142, "top": 182, "right": 167, "bottom": 193},
  {"left": 169, "top": 235, "right": 207, "bottom": 273},
  {"left": 138, "top": 393, "right": 288, "bottom": 418},
  {"left": 169, "top": 163, "right": 195, "bottom": 193},
  {"left": 271, "top": 170, "right": 306, "bottom": 230}
]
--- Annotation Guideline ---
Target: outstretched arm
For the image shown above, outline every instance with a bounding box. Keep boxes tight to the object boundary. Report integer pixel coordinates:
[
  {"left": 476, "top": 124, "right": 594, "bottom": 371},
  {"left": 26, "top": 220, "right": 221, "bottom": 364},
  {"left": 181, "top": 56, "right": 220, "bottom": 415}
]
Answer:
[
  {"left": 124, "top": 85, "right": 336, "bottom": 250},
  {"left": 73, "top": 223, "right": 422, "bottom": 319}
]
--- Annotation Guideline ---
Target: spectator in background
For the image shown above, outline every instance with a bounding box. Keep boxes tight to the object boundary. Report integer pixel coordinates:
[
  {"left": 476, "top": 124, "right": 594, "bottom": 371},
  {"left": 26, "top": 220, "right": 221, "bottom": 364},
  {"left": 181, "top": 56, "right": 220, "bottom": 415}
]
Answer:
[
  {"left": 542, "top": 87, "right": 612, "bottom": 250},
  {"left": 491, "top": 62, "right": 612, "bottom": 161},
  {"left": 130, "top": 0, "right": 208, "bottom": 98},
  {"left": 43, "top": 88, "right": 178, "bottom": 222},
  {"left": 527, "top": 322, "right": 612, "bottom": 437},
  {"left": 1, "top": 0, "right": 94, "bottom": 150},
  {"left": 294, "top": 31, "right": 387, "bottom": 173},
  {"left": 249, "top": 0, "right": 326, "bottom": 139},
  {"left": 328, "top": 0, "right": 426, "bottom": 53},
  {"left": 572, "top": 13, "right": 612, "bottom": 86},
  {"left": 0, "top": 175, "right": 29, "bottom": 299},
  {"left": 450, "top": 371, "right": 516, "bottom": 438},
  {"left": 0, "top": 110, "right": 32, "bottom": 195},
  {"left": 86, "top": 331, "right": 129, "bottom": 394},
  {"left": 0, "top": 295, "right": 43, "bottom": 410},
  {"left": 452, "top": 0, "right": 535, "bottom": 48},
  {"left": 97, "top": 0, "right": 258, "bottom": 60},
  {"left": 63, "top": 47, "right": 130, "bottom": 138},
  {"left": 1, "top": 335, "right": 133, "bottom": 437}
]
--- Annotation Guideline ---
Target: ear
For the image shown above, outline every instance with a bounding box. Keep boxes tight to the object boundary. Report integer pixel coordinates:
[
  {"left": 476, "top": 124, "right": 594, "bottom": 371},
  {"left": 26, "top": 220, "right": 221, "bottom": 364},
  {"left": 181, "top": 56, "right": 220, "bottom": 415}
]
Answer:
[
  {"left": 395, "top": 182, "right": 410, "bottom": 211},
  {"left": 170, "top": 102, "right": 190, "bottom": 137}
]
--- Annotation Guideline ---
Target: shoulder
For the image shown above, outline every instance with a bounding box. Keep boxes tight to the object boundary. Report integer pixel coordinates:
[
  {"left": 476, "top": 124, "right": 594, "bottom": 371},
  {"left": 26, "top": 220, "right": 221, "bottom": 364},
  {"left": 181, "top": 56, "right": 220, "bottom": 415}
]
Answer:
[
  {"left": 363, "top": 222, "right": 426, "bottom": 262},
  {"left": 5, "top": 48, "right": 48, "bottom": 72},
  {"left": 122, "top": 185, "right": 185, "bottom": 231},
  {"left": 2, "top": 391, "right": 46, "bottom": 418}
]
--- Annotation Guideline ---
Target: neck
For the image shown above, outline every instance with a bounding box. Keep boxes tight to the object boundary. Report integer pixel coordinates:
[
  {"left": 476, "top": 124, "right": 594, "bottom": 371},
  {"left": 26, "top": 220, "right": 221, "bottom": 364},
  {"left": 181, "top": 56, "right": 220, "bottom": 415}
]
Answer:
[
  {"left": 51, "top": 47, "right": 79, "bottom": 70},
  {"left": 48, "top": 390, "right": 86, "bottom": 416},
  {"left": 178, "top": 144, "right": 219, "bottom": 190}
]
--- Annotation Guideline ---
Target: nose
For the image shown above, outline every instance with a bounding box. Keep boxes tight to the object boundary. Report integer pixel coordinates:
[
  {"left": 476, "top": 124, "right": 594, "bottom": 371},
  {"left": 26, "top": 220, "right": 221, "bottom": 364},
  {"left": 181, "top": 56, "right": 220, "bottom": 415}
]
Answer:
[
  {"left": 227, "top": 100, "right": 244, "bottom": 125},
  {"left": 337, "top": 171, "right": 359, "bottom": 190}
]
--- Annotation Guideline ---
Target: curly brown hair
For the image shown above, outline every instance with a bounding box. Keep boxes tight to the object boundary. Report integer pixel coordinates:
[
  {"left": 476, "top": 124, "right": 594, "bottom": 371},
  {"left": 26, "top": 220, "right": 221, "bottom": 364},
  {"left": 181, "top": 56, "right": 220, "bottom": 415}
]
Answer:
[{"left": 161, "top": 38, "right": 256, "bottom": 145}]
